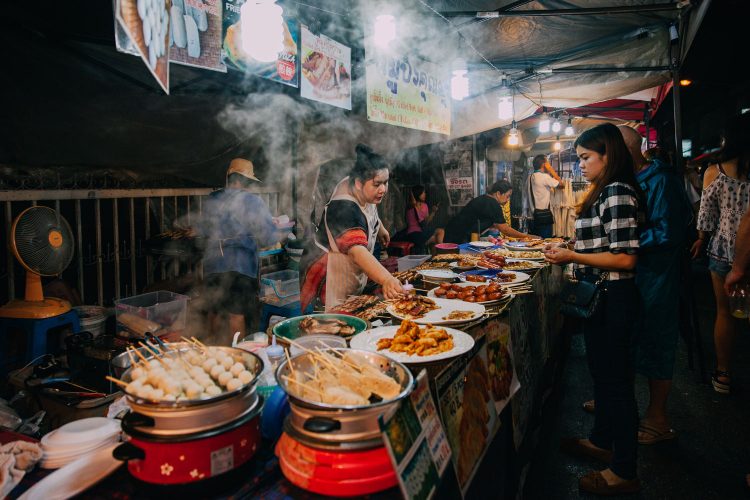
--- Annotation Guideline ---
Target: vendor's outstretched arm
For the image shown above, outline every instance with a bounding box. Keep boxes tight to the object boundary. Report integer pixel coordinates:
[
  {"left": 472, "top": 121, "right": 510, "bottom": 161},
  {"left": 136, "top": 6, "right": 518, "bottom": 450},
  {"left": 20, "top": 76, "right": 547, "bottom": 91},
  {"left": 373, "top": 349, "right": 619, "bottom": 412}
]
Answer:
[
  {"left": 349, "top": 246, "right": 404, "bottom": 298},
  {"left": 495, "top": 223, "right": 533, "bottom": 239}
]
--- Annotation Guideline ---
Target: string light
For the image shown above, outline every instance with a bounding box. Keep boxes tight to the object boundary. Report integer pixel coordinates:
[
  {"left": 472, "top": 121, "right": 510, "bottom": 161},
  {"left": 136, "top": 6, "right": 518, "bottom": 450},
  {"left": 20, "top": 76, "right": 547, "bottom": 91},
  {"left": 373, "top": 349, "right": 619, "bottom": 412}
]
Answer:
[
  {"left": 553, "top": 136, "right": 561, "bottom": 151},
  {"left": 451, "top": 58, "right": 469, "bottom": 101},
  {"left": 565, "top": 118, "right": 574, "bottom": 136},
  {"left": 538, "top": 107, "right": 550, "bottom": 133},
  {"left": 508, "top": 121, "right": 519, "bottom": 146},
  {"left": 241, "top": 0, "right": 284, "bottom": 63},
  {"left": 374, "top": 14, "right": 396, "bottom": 48}
]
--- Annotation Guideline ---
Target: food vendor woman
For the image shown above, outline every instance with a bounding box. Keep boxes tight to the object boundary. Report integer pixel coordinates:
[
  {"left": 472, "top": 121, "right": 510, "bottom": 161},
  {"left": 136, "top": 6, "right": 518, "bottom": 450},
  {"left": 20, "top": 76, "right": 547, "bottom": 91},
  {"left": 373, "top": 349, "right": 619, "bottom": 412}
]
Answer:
[{"left": 300, "top": 144, "right": 405, "bottom": 312}]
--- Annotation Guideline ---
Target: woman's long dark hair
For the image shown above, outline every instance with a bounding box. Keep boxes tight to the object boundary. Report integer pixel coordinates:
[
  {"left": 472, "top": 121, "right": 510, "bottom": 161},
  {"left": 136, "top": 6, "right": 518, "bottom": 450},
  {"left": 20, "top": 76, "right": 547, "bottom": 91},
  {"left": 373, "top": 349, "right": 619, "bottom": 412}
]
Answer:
[
  {"left": 411, "top": 185, "right": 425, "bottom": 200},
  {"left": 575, "top": 123, "right": 644, "bottom": 215},
  {"left": 348, "top": 144, "right": 388, "bottom": 188},
  {"left": 719, "top": 113, "right": 750, "bottom": 180}
]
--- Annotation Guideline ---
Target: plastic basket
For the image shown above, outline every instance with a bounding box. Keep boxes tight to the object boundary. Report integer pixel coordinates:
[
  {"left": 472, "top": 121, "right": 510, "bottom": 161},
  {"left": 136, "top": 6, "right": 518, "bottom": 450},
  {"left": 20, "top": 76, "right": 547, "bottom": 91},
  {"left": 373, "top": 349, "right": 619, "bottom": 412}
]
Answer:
[{"left": 260, "top": 270, "right": 300, "bottom": 300}]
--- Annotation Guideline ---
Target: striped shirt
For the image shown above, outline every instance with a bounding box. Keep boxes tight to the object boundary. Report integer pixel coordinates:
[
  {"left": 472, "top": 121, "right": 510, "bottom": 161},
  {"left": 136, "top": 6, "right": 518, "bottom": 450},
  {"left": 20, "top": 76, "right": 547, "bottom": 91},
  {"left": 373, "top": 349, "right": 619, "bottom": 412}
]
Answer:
[{"left": 574, "top": 182, "right": 640, "bottom": 281}]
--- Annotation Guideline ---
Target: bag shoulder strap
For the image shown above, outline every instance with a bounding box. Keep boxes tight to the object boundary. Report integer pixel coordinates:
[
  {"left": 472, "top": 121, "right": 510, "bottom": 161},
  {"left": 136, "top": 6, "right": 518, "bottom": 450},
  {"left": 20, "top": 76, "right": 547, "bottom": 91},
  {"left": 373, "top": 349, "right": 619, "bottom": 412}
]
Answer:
[{"left": 529, "top": 174, "right": 537, "bottom": 209}]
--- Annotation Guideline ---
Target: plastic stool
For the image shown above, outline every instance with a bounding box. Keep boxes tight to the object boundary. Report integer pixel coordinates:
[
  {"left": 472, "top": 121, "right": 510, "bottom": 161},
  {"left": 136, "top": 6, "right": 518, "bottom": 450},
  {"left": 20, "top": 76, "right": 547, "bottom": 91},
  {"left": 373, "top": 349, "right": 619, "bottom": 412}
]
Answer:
[
  {"left": 387, "top": 241, "right": 414, "bottom": 257},
  {"left": 259, "top": 301, "right": 302, "bottom": 333},
  {"left": 0, "top": 310, "right": 81, "bottom": 362}
]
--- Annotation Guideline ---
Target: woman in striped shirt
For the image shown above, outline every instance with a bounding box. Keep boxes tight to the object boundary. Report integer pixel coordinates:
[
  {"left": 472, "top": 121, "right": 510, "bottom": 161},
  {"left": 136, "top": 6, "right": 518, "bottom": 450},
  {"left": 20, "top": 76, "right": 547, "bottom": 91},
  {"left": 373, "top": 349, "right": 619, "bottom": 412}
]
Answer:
[{"left": 544, "top": 123, "right": 644, "bottom": 496}]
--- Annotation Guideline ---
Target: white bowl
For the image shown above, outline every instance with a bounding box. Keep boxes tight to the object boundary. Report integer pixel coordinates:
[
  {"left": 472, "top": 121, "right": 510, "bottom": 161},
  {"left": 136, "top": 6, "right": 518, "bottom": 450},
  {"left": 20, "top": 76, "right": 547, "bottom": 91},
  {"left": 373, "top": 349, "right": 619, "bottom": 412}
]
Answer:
[{"left": 417, "top": 269, "right": 458, "bottom": 282}]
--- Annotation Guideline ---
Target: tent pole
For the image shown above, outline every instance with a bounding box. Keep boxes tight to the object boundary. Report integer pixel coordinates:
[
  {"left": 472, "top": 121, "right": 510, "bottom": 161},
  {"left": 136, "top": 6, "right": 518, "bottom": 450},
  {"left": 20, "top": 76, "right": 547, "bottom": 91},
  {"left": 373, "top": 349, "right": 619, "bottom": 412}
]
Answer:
[
  {"left": 671, "top": 16, "right": 684, "bottom": 171},
  {"left": 291, "top": 121, "right": 299, "bottom": 229}
]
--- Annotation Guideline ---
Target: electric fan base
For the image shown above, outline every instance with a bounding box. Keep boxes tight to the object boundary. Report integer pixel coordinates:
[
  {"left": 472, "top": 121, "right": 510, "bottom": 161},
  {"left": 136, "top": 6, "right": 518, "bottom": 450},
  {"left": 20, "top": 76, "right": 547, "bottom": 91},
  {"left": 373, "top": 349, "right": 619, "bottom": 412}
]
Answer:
[{"left": 0, "top": 298, "right": 72, "bottom": 319}]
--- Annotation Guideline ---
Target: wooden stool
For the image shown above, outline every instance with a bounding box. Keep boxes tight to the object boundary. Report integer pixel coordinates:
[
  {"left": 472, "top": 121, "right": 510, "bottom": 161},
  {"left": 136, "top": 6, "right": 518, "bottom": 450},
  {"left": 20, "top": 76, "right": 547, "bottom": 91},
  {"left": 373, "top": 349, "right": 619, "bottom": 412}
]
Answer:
[{"left": 387, "top": 241, "right": 414, "bottom": 257}]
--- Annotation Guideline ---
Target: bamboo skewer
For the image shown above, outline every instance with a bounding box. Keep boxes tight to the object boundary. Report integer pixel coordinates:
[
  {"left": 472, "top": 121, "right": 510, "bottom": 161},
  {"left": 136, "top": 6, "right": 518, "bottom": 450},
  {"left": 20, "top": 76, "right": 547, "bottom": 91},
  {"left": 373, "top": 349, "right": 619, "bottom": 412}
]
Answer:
[
  {"left": 105, "top": 375, "right": 128, "bottom": 388},
  {"left": 126, "top": 348, "right": 136, "bottom": 367},
  {"left": 282, "top": 375, "right": 325, "bottom": 397},
  {"left": 284, "top": 348, "right": 295, "bottom": 376},
  {"left": 131, "top": 346, "right": 151, "bottom": 365}
]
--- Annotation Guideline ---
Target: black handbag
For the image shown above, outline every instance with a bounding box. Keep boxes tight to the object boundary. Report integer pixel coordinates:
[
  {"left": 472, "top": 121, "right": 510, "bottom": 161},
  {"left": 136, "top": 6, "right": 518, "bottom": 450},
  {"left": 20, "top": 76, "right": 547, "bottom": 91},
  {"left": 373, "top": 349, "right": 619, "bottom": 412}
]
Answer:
[
  {"left": 559, "top": 272, "right": 608, "bottom": 318},
  {"left": 529, "top": 173, "right": 555, "bottom": 226}
]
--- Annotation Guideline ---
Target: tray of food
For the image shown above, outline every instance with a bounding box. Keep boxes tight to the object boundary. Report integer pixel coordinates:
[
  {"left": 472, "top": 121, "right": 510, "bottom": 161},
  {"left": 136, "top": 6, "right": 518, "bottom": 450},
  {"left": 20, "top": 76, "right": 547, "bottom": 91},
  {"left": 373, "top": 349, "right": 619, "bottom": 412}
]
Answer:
[
  {"left": 272, "top": 314, "right": 369, "bottom": 342},
  {"left": 350, "top": 321, "right": 475, "bottom": 363},
  {"left": 459, "top": 269, "right": 530, "bottom": 285},
  {"left": 486, "top": 249, "right": 545, "bottom": 261},
  {"left": 427, "top": 282, "right": 512, "bottom": 305},
  {"left": 330, "top": 295, "right": 389, "bottom": 321},
  {"left": 387, "top": 296, "right": 485, "bottom": 325}
]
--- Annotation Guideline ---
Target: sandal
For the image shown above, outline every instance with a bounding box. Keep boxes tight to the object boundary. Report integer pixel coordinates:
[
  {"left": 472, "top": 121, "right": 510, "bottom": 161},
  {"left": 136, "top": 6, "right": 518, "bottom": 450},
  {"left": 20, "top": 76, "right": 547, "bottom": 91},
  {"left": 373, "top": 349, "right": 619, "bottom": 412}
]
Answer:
[
  {"left": 582, "top": 400, "right": 596, "bottom": 414},
  {"left": 579, "top": 470, "right": 642, "bottom": 496},
  {"left": 638, "top": 421, "right": 677, "bottom": 445},
  {"left": 712, "top": 370, "right": 731, "bottom": 394}
]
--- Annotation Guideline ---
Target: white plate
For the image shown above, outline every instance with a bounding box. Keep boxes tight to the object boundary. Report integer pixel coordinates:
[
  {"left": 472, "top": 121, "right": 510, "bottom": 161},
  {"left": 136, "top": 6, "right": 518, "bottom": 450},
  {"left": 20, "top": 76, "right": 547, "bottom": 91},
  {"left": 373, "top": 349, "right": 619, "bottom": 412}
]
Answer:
[
  {"left": 20, "top": 443, "right": 122, "bottom": 500},
  {"left": 449, "top": 261, "right": 476, "bottom": 270},
  {"left": 387, "top": 297, "right": 485, "bottom": 325},
  {"left": 468, "top": 241, "right": 495, "bottom": 248},
  {"left": 492, "top": 271, "right": 530, "bottom": 286},
  {"left": 426, "top": 283, "right": 513, "bottom": 305},
  {"left": 417, "top": 269, "right": 458, "bottom": 281},
  {"left": 42, "top": 418, "right": 120, "bottom": 448},
  {"left": 502, "top": 258, "right": 545, "bottom": 271},
  {"left": 350, "top": 326, "right": 476, "bottom": 364}
]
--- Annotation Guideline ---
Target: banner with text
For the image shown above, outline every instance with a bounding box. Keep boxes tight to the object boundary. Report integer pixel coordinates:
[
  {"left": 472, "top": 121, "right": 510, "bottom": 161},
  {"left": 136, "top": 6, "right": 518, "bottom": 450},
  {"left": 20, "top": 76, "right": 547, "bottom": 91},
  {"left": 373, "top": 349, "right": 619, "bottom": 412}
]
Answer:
[
  {"left": 300, "top": 26, "right": 351, "bottom": 110},
  {"left": 365, "top": 47, "right": 450, "bottom": 135}
]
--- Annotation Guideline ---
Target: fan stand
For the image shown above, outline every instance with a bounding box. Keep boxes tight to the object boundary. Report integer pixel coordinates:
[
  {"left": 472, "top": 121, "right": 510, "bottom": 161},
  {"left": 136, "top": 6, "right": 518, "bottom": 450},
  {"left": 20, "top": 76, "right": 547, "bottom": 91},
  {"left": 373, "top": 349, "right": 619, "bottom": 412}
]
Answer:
[{"left": 0, "top": 272, "right": 71, "bottom": 319}]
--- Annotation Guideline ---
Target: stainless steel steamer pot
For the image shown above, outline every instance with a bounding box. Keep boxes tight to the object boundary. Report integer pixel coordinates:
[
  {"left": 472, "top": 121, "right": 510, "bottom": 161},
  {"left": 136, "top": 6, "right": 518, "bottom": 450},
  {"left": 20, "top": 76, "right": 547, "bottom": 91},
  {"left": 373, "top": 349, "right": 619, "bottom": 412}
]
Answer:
[{"left": 275, "top": 348, "right": 414, "bottom": 442}]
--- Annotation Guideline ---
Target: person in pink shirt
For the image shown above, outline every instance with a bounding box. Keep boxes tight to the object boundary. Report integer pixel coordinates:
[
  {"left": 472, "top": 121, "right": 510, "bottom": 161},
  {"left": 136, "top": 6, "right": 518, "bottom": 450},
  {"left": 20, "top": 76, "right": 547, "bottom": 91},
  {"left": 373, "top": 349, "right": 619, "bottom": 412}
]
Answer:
[{"left": 404, "top": 185, "right": 439, "bottom": 254}]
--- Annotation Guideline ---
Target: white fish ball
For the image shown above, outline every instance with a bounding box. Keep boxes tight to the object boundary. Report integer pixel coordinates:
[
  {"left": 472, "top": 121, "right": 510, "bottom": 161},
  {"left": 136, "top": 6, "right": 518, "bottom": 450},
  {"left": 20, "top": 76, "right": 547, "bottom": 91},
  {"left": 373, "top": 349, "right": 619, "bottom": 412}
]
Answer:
[
  {"left": 196, "top": 376, "right": 214, "bottom": 389},
  {"left": 210, "top": 364, "right": 226, "bottom": 379},
  {"left": 226, "top": 378, "right": 242, "bottom": 392},
  {"left": 237, "top": 370, "right": 253, "bottom": 385},
  {"left": 218, "top": 371, "right": 233, "bottom": 387},
  {"left": 151, "top": 388, "right": 165, "bottom": 400},
  {"left": 230, "top": 362, "right": 245, "bottom": 377},
  {"left": 185, "top": 383, "right": 202, "bottom": 399},
  {"left": 205, "top": 385, "right": 222, "bottom": 396},
  {"left": 164, "top": 394, "right": 177, "bottom": 402},
  {"left": 189, "top": 367, "right": 206, "bottom": 379},
  {"left": 148, "top": 359, "right": 161, "bottom": 368},
  {"left": 221, "top": 357, "right": 234, "bottom": 370},
  {"left": 130, "top": 367, "right": 145, "bottom": 380},
  {"left": 202, "top": 358, "right": 217, "bottom": 371},
  {"left": 125, "top": 381, "right": 141, "bottom": 393}
]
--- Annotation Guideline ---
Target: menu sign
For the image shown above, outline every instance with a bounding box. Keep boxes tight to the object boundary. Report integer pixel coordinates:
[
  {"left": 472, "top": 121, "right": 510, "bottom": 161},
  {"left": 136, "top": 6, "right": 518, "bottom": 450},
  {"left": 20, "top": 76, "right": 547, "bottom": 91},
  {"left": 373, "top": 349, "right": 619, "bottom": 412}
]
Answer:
[
  {"left": 434, "top": 335, "right": 500, "bottom": 494},
  {"left": 441, "top": 138, "right": 474, "bottom": 206},
  {"left": 365, "top": 47, "right": 450, "bottom": 135},
  {"left": 169, "top": 0, "right": 226, "bottom": 72},
  {"left": 300, "top": 26, "right": 351, "bottom": 110},
  {"left": 380, "top": 370, "right": 451, "bottom": 500},
  {"left": 222, "top": 0, "right": 299, "bottom": 87}
]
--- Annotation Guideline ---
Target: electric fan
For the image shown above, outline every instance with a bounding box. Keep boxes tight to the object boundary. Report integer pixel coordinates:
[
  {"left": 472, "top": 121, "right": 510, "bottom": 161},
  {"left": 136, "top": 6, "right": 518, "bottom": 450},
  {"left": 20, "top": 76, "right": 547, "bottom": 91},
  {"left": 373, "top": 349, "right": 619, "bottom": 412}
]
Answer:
[{"left": 0, "top": 206, "right": 75, "bottom": 319}]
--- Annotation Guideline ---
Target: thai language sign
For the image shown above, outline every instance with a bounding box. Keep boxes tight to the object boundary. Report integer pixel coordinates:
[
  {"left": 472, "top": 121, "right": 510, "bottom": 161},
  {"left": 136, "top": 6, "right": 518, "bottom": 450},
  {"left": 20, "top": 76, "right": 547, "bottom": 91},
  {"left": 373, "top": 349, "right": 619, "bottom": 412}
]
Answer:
[
  {"left": 300, "top": 26, "right": 351, "bottom": 110},
  {"left": 365, "top": 49, "right": 450, "bottom": 135}
]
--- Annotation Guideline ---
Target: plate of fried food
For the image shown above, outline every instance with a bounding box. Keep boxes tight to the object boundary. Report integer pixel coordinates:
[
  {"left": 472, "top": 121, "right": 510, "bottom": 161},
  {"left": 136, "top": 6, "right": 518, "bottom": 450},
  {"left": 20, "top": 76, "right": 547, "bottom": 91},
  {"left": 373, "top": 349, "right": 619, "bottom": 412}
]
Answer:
[
  {"left": 387, "top": 296, "right": 485, "bottom": 325},
  {"left": 427, "top": 282, "right": 512, "bottom": 305},
  {"left": 350, "top": 320, "right": 475, "bottom": 363},
  {"left": 502, "top": 258, "right": 545, "bottom": 271},
  {"left": 487, "top": 249, "right": 545, "bottom": 261}
]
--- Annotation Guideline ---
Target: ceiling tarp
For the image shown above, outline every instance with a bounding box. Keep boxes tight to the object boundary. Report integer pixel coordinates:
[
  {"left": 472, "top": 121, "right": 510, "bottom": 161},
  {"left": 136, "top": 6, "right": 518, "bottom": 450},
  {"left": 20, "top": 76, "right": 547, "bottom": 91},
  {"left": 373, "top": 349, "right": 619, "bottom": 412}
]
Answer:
[{"left": 0, "top": 1, "right": 707, "bottom": 185}]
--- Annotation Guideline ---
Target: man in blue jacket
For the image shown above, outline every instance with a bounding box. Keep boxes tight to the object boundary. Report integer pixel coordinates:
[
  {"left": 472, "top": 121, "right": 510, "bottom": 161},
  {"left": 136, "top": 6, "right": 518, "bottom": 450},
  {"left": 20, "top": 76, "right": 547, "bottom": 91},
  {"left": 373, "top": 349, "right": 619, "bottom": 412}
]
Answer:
[
  {"left": 619, "top": 126, "right": 693, "bottom": 444},
  {"left": 197, "top": 158, "right": 279, "bottom": 343}
]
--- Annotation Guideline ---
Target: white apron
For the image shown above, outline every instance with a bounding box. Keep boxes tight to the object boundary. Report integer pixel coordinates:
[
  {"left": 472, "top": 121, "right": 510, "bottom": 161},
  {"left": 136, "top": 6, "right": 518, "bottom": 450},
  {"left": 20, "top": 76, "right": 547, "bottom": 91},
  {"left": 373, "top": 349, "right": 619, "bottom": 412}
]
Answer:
[{"left": 316, "top": 178, "right": 380, "bottom": 311}]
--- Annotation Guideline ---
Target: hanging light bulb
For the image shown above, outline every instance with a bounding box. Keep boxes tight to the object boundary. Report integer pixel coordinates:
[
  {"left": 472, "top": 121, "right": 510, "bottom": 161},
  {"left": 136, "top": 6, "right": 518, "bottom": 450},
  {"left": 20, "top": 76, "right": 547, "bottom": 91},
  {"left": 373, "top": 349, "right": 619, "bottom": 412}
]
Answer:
[
  {"left": 451, "top": 58, "right": 469, "bottom": 101},
  {"left": 538, "top": 108, "right": 551, "bottom": 133},
  {"left": 241, "top": 0, "right": 284, "bottom": 63},
  {"left": 552, "top": 116, "right": 562, "bottom": 133},
  {"left": 508, "top": 121, "right": 519, "bottom": 146},
  {"left": 553, "top": 137, "right": 562, "bottom": 151},
  {"left": 565, "top": 118, "right": 574, "bottom": 136},
  {"left": 374, "top": 14, "right": 396, "bottom": 49},
  {"left": 497, "top": 96, "right": 513, "bottom": 120}
]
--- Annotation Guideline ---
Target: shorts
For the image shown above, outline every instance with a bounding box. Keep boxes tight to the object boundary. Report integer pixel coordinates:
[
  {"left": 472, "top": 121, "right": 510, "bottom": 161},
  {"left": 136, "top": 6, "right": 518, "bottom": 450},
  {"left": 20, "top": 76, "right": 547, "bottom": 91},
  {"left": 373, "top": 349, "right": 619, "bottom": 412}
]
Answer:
[
  {"left": 204, "top": 272, "right": 259, "bottom": 316},
  {"left": 708, "top": 257, "right": 732, "bottom": 277}
]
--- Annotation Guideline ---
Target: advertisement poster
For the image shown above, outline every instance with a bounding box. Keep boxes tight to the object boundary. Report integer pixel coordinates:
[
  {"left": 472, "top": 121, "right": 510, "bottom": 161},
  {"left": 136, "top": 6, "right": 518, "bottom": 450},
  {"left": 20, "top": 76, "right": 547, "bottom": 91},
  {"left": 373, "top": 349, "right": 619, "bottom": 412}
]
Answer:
[
  {"left": 365, "top": 46, "right": 450, "bottom": 135},
  {"left": 482, "top": 319, "right": 520, "bottom": 415},
  {"left": 381, "top": 370, "right": 451, "bottom": 500},
  {"left": 169, "top": 0, "right": 226, "bottom": 72},
  {"left": 435, "top": 336, "right": 499, "bottom": 494},
  {"left": 441, "top": 139, "right": 474, "bottom": 206},
  {"left": 115, "top": 0, "right": 171, "bottom": 94},
  {"left": 300, "top": 26, "right": 351, "bottom": 110},
  {"left": 222, "top": 0, "right": 299, "bottom": 87}
]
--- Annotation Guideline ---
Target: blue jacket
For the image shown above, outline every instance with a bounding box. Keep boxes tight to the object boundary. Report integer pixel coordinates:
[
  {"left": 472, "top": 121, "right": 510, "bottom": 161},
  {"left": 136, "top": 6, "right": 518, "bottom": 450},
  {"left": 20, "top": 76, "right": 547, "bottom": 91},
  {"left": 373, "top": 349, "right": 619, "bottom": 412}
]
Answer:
[{"left": 196, "top": 188, "right": 278, "bottom": 279}]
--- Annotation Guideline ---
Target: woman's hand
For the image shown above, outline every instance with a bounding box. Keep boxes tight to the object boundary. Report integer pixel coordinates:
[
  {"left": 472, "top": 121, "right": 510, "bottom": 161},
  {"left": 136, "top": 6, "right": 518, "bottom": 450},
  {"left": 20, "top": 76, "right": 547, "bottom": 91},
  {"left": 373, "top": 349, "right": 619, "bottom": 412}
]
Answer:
[
  {"left": 378, "top": 227, "right": 390, "bottom": 247},
  {"left": 382, "top": 277, "right": 406, "bottom": 299},
  {"left": 690, "top": 239, "right": 704, "bottom": 259},
  {"left": 724, "top": 268, "right": 746, "bottom": 295},
  {"left": 543, "top": 246, "right": 577, "bottom": 265}
]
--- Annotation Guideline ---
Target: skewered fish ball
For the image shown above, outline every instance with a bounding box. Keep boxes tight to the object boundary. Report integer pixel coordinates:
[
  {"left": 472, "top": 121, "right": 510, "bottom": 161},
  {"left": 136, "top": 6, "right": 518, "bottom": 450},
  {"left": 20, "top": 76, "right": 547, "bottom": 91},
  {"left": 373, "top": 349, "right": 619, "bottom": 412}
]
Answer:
[
  {"left": 237, "top": 370, "right": 253, "bottom": 385},
  {"left": 130, "top": 366, "right": 145, "bottom": 381},
  {"left": 202, "top": 358, "right": 218, "bottom": 371},
  {"left": 210, "top": 364, "right": 226, "bottom": 379},
  {"left": 205, "top": 385, "right": 222, "bottom": 396},
  {"left": 218, "top": 371, "right": 233, "bottom": 387},
  {"left": 230, "top": 362, "right": 245, "bottom": 377},
  {"left": 221, "top": 357, "right": 234, "bottom": 370},
  {"left": 226, "top": 378, "right": 242, "bottom": 392}
]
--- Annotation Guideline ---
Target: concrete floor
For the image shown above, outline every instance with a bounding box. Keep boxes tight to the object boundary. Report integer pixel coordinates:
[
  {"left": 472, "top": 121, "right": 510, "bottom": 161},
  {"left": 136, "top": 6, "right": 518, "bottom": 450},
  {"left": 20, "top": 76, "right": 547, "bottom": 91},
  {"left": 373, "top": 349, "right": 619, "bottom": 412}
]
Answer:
[{"left": 526, "top": 264, "right": 750, "bottom": 499}]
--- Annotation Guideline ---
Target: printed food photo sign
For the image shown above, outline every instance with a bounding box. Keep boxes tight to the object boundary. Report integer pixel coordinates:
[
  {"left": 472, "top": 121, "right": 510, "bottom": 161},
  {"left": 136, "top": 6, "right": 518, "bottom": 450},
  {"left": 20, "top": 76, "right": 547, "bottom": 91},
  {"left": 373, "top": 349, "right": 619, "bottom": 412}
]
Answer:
[
  {"left": 300, "top": 26, "right": 351, "bottom": 110},
  {"left": 116, "top": 0, "right": 171, "bottom": 93},
  {"left": 169, "top": 0, "right": 226, "bottom": 72},
  {"left": 365, "top": 46, "right": 451, "bottom": 135},
  {"left": 222, "top": 0, "right": 299, "bottom": 87}
]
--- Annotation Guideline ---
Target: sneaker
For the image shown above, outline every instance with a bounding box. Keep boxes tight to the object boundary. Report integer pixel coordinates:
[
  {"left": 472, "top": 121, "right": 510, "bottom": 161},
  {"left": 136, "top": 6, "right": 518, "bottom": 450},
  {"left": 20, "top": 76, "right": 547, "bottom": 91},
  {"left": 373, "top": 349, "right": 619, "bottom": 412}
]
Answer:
[{"left": 712, "top": 370, "right": 730, "bottom": 394}]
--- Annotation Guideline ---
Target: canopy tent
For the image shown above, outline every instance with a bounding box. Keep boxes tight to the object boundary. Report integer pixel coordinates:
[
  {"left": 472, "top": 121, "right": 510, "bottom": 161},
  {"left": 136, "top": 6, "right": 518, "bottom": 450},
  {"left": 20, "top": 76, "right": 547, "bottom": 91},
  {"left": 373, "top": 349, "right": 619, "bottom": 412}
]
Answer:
[{"left": 0, "top": 0, "right": 709, "bottom": 187}]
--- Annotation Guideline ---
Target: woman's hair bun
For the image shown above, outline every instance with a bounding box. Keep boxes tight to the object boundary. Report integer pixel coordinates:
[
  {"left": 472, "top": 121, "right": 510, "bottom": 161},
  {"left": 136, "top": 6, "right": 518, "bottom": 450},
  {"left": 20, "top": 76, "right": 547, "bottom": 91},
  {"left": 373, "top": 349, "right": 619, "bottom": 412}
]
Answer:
[{"left": 355, "top": 143, "right": 374, "bottom": 158}]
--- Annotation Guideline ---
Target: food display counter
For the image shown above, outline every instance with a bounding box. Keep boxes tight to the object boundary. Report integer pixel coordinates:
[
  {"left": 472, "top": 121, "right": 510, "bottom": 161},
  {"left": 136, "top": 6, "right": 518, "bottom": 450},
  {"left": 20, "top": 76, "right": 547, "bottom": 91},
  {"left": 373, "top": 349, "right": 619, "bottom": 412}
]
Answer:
[{"left": 10, "top": 252, "right": 565, "bottom": 499}]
